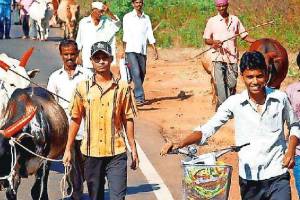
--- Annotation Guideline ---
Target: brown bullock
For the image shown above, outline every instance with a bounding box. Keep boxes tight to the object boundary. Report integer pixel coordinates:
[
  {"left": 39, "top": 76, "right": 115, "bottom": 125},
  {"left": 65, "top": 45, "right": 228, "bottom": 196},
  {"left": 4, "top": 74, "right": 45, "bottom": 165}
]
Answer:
[{"left": 249, "top": 38, "right": 289, "bottom": 89}]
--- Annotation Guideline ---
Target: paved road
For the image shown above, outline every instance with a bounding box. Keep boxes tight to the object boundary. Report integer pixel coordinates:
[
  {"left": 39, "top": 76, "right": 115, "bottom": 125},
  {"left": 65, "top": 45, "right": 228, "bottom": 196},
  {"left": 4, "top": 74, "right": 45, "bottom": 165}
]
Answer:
[{"left": 0, "top": 25, "right": 184, "bottom": 200}]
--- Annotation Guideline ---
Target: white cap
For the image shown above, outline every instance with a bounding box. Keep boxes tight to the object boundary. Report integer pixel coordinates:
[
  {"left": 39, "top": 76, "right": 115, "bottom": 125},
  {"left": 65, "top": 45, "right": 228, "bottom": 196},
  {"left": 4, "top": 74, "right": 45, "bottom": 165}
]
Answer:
[{"left": 92, "top": 2, "right": 104, "bottom": 10}]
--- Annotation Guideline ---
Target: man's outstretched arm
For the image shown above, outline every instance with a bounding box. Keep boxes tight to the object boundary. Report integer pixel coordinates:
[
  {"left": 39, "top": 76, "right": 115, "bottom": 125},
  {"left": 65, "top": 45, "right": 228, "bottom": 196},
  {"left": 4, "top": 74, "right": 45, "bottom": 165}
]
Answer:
[{"left": 160, "top": 131, "right": 203, "bottom": 155}]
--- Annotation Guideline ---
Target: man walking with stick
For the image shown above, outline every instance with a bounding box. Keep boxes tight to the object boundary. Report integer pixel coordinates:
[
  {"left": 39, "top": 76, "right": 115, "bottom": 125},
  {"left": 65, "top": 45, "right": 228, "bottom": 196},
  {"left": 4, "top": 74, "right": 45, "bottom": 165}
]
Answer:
[{"left": 204, "top": 0, "right": 255, "bottom": 109}]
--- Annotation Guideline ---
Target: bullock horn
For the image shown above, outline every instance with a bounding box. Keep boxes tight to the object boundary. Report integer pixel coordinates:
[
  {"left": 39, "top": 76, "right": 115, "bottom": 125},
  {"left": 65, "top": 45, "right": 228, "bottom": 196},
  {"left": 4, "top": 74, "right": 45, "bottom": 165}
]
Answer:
[
  {"left": 19, "top": 47, "right": 34, "bottom": 68},
  {"left": 1, "top": 106, "right": 37, "bottom": 138},
  {"left": 0, "top": 60, "right": 10, "bottom": 71}
]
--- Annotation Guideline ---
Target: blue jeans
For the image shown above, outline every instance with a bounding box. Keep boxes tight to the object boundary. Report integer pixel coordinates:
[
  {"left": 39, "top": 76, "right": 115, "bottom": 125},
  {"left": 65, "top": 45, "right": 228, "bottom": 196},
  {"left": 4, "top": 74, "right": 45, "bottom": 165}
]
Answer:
[
  {"left": 294, "top": 155, "right": 300, "bottom": 198},
  {"left": 0, "top": 3, "right": 11, "bottom": 38},
  {"left": 126, "top": 52, "right": 147, "bottom": 102},
  {"left": 29, "top": 17, "right": 37, "bottom": 38}
]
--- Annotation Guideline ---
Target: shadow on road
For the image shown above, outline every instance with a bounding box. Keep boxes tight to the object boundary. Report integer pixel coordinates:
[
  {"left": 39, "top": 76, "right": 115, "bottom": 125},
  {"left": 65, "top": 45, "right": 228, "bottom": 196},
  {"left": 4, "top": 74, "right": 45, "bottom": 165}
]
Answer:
[
  {"left": 137, "top": 107, "right": 160, "bottom": 111},
  {"left": 46, "top": 37, "right": 64, "bottom": 42},
  {"left": 51, "top": 162, "right": 160, "bottom": 199},
  {"left": 58, "top": 184, "right": 160, "bottom": 200},
  {"left": 146, "top": 92, "right": 193, "bottom": 105},
  {"left": 127, "top": 183, "right": 160, "bottom": 194}
]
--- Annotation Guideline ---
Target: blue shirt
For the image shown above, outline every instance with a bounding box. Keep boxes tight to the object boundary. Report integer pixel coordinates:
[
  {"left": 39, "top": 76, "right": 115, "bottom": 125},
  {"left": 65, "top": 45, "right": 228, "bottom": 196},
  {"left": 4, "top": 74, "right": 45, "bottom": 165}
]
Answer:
[
  {"left": 0, "top": 0, "right": 11, "bottom": 5},
  {"left": 194, "top": 87, "right": 300, "bottom": 181}
]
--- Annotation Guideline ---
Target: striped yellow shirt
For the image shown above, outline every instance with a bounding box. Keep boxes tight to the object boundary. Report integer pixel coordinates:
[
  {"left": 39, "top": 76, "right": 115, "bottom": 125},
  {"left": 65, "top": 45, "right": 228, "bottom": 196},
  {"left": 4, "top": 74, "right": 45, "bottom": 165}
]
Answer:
[{"left": 69, "top": 76, "right": 137, "bottom": 157}]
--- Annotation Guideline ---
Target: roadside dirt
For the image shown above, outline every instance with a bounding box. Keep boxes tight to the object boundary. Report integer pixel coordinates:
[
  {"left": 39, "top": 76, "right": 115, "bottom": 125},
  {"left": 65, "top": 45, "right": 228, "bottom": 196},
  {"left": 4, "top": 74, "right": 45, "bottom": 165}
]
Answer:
[{"left": 113, "top": 47, "right": 299, "bottom": 200}]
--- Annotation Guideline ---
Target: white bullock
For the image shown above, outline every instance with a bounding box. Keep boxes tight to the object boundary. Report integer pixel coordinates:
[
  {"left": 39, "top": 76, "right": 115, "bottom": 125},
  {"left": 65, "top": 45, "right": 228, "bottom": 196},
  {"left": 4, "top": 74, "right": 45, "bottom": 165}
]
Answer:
[
  {"left": 0, "top": 48, "right": 39, "bottom": 118},
  {"left": 29, "top": 0, "right": 54, "bottom": 40},
  {"left": 57, "top": 0, "right": 80, "bottom": 39}
]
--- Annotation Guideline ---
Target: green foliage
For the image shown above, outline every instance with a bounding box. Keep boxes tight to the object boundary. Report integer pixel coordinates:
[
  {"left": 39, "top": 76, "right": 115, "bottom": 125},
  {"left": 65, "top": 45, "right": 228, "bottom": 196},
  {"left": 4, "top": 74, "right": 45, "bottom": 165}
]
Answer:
[
  {"left": 142, "top": 0, "right": 215, "bottom": 47},
  {"left": 78, "top": 0, "right": 300, "bottom": 50},
  {"left": 288, "top": 67, "right": 300, "bottom": 79},
  {"left": 109, "top": 0, "right": 132, "bottom": 21}
]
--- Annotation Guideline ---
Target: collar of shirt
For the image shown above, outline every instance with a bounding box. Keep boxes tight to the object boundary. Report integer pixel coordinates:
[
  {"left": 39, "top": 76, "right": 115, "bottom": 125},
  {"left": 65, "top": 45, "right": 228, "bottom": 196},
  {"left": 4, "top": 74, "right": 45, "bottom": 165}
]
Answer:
[
  {"left": 240, "top": 87, "right": 280, "bottom": 114},
  {"left": 131, "top": 9, "right": 146, "bottom": 18},
  {"left": 86, "top": 15, "right": 105, "bottom": 30},
  {"left": 240, "top": 87, "right": 278, "bottom": 105},
  {"left": 58, "top": 65, "right": 84, "bottom": 80},
  {"left": 88, "top": 73, "right": 119, "bottom": 94},
  {"left": 216, "top": 13, "right": 233, "bottom": 29}
]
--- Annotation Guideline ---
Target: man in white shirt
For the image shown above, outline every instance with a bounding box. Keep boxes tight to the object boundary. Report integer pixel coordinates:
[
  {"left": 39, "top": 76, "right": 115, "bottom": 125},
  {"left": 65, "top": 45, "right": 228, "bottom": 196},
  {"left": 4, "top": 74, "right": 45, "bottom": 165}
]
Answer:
[
  {"left": 47, "top": 40, "right": 92, "bottom": 200},
  {"left": 76, "top": 1, "right": 120, "bottom": 70},
  {"left": 122, "top": 0, "right": 158, "bottom": 106},
  {"left": 161, "top": 51, "right": 300, "bottom": 200}
]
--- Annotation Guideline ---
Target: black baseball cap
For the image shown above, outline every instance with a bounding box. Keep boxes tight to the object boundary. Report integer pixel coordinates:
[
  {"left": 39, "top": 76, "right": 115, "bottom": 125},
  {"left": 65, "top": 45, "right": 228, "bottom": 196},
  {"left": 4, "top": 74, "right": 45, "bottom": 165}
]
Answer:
[{"left": 91, "top": 41, "right": 112, "bottom": 57}]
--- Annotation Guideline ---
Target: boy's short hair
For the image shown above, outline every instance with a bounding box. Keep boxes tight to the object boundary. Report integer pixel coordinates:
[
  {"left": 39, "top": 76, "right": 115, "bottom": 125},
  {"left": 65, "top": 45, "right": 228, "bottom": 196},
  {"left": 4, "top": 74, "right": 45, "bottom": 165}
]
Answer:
[
  {"left": 59, "top": 39, "right": 78, "bottom": 53},
  {"left": 297, "top": 51, "right": 300, "bottom": 68},
  {"left": 239, "top": 51, "right": 267, "bottom": 74}
]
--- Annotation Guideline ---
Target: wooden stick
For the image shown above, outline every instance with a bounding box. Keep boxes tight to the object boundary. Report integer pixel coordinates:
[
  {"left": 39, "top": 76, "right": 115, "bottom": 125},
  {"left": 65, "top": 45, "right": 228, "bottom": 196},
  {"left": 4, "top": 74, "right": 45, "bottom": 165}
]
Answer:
[{"left": 190, "top": 20, "right": 275, "bottom": 60}]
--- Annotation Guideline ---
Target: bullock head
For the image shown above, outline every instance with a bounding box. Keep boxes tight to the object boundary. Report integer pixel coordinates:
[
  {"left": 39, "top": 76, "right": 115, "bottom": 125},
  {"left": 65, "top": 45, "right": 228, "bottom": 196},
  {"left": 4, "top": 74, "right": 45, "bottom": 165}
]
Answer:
[
  {"left": 0, "top": 48, "right": 36, "bottom": 95},
  {"left": 68, "top": 4, "right": 80, "bottom": 22},
  {"left": 0, "top": 48, "right": 40, "bottom": 116},
  {"left": 249, "top": 38, "right": 289, "bottom": 89}
]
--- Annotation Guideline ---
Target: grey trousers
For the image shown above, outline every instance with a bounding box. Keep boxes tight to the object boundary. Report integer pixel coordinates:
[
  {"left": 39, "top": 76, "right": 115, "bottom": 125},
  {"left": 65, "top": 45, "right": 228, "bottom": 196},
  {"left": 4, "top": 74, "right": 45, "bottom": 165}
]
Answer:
[{"left": 213, "top": 61, "right": 238, "bottom": 108}]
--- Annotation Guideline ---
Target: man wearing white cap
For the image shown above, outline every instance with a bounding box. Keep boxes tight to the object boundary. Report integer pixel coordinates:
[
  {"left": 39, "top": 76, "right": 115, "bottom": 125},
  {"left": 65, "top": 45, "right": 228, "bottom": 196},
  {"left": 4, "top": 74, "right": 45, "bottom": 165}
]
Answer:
[
  {"left": 203, "top": 0, "right": 255, "bottom": 109},
  {"left": 76, "top": 1, "right": 121, "bottom": 70}
]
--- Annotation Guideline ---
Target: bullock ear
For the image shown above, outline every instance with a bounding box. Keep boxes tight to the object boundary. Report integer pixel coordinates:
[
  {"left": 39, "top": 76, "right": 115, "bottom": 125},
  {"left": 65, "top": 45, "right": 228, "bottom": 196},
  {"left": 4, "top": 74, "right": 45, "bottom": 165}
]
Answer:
[
  {"left": 19, "top": 47, "right": 34, "bottom": 68},
  {"left": 2, "top": 106, "right": 37, "bottom": 138},
  {"left": 27, "top": 69, "right": 40, "bottom": 79},
  {"left": 0, "top": 60, "right": 10, "bottom": 71}
]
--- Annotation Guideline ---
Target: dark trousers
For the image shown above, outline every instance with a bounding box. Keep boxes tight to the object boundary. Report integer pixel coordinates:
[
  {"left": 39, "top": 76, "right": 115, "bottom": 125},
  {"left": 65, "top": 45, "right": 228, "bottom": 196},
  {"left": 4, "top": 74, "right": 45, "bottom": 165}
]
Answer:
[
  {"left": 239, "top": 172, "right": 291, "bottom": 200},
  {"left": 126, "top": 52, "right": 147, "bottom": 103},
  {"left": 70, "top": 140, "right": 84, "bottom": 200},
  {"left": 21, "top": 15, "right": 30, "bottom": 37},
  {"left": 84, "top": 153, "right": 127, "bottom": 200}
]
